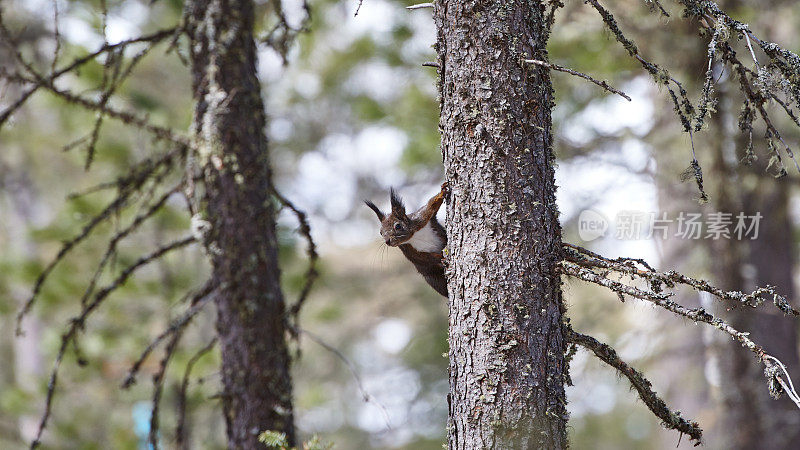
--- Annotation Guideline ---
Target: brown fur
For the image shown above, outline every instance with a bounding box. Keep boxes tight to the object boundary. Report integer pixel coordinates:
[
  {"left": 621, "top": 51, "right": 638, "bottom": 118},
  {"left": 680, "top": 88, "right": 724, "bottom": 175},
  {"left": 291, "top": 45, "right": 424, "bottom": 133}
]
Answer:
[{"left": 365, "top": 183, "right": 449, "bottom": 297}]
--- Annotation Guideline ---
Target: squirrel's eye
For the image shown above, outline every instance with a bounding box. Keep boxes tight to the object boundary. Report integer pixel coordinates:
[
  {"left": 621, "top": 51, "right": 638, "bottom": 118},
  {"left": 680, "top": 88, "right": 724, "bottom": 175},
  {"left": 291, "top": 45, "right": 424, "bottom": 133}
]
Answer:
[{"left": 394, "top": 223, "right": 403, "bottom": 231}]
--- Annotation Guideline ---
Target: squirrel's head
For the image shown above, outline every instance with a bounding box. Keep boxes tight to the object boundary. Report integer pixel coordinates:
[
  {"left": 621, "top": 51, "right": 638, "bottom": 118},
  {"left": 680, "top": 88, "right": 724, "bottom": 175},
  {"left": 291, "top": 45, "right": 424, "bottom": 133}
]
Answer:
[{"left": 365, "top": 188, "right": 414, "bottom": 246}]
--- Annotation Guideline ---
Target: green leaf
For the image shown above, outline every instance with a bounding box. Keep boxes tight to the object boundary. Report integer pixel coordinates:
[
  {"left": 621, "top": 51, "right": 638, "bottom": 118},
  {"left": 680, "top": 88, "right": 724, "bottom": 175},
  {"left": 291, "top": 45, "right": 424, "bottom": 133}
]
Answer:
[{"left": 258, "top": 430, "right": 289, "bottom": 449}]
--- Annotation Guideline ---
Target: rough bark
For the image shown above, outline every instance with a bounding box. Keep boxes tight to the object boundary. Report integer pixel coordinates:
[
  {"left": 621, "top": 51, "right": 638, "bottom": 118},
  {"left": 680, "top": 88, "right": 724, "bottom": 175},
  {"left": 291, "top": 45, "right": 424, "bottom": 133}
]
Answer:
[
  {"left": 435, "top": 2, "right": 568, "bottom": 448},
  {"left": 187, "top": 0, "right": 295, "bottom": 447}
]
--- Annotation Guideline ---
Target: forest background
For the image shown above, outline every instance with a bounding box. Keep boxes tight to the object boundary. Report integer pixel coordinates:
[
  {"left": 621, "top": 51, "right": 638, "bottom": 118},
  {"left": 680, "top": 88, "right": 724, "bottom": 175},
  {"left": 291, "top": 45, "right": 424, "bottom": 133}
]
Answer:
[{"left": 2, "top": 0, "right": 800, "bottom": 448}]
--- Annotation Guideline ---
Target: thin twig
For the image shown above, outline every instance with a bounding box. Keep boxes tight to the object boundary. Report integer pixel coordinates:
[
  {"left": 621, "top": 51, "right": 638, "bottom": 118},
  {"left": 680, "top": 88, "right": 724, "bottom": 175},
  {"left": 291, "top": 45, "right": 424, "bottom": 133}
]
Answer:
[
  {"left": 29, "top": 236, "right": 196, "bottom": 449},
  {"left": 50, "top": 0, "right": 61, "bottom": 73},
  {"left": 297, "top": 327, "right": 392, "bottom": 429},
  {"left": 545, "top": 0, "right": 566, "bottom": 33},
  {"left": 524, "top": 59, "right": 631, "bottom": 101},
  {"left": 176, "top": 338, "right": 217, "bottom": 450},
  {"left": 272, "top": 188, "right": 319, "bottom": 329},
  {"left": 84, "top": 44, "right": 158, "bottom": 170},
  {"left": 149, "top": 326, "right": 184, "bottom": 450},
  {"left": 744, "top": 32, "right": 760, "bottom": 68},
  {"left": 694, "top": 26, "right": 721, "bottom": 132},
  {"left": 763, "top": 355, "right": 800, "bottom": 409}
]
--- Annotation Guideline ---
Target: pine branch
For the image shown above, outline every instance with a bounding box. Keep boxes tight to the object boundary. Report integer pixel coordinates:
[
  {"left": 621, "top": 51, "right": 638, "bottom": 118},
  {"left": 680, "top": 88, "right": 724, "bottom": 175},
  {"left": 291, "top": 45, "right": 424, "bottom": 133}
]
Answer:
[
  {"left": 16, "top": 146, "right": 186, "bottom": 334},
  {"left": 561, "top": 244, "right": 800, "bottom": 414},
  {"left": 566, "top": 328, "right": 703, "bottom": 444},
  {"left": 30, "top": 236, "right": 196, "bottom": 449}
]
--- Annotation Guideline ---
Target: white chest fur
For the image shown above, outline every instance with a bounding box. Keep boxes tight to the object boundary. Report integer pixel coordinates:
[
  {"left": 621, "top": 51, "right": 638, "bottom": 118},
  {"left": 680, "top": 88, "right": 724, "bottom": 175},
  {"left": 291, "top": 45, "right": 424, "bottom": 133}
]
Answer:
[{"left": 406, "top": 222, "right": 445, "bottom": 253}]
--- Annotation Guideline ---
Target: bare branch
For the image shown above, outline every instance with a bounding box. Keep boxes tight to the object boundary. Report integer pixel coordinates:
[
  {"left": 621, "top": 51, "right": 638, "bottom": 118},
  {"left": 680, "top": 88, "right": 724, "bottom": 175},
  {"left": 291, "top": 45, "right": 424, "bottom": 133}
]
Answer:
[
  {"left": 296, "top": 327, "right": 392, "bottom": 429},
  {"left": 66, "top": 180, "right": 124, "bottom": 200},
  {"left": 123, "top": 281, "right": 217, "bottom": 389},
  {"left": 584, "top": 0, "right": 712, "bottom": 199},
  {"left": 763, "top": 355, "right": 800, "bottom": 408},
  {"left": 11, "top": 70, "right": 190, "bottom": 147},
  {"left": 694, "top": 24, "right": 722, "bottom": 132},
  {"left": 563, "top": 243, "right": 798, "bottom": 316},
  {"left": 149, "top": 326, "right": 184, "bottom": 450},
  {"left": 545, "top": 0, "right": 566, "bottom": 33},
  {"left": 524, "top": 59, "right": 631, "bottom": 101},
  {"left": 585, "top": 0, "right": 693, "bottom": 130},
  {"left": 261, "top": 0, "right": 311, "bottom": 61},
  {"left": 272, "top": 188, "right": 319, "bottom": 330},
  {"left": 176, "top": 338, "right": 217, "bottom": 450},
  {"left": 50, "top": 0, "right": 61, "bottom": 72},
  {"left": 84, "top": 43, "right": 160, "bottom": 169},
  {"left": 561, "top": 249, "right": 800, "bottom": 411},
  {"left": 700, "top": 18, "right": 800, "bottom": 174},
  {"left": 643, "top": 0, "right": 669, "bottom": 17},
  {"left": 80, "top": 182, "right": 181, "bottom": 310},
  {"left": 0, "top": 18, "right": 189, "bottom": 148}
]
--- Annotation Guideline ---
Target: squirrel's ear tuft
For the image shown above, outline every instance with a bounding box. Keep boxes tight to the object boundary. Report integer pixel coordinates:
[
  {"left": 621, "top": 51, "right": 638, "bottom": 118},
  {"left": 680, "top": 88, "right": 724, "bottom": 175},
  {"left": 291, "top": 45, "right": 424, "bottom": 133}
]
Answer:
[
  {"left": 389, "top": 188, "right": 406, "bottom": 215},
  {"left": 364, "top": 200, "right": 384, "bottom": 221}
]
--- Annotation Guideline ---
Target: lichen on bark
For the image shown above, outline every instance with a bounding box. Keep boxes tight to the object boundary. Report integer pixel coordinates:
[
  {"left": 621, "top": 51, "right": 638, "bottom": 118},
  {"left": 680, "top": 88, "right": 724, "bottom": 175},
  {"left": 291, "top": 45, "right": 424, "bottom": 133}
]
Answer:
[
  {"left": 187, "top": 0, "right": 295, "bottom": 447},
  {"left": 435, "top": 1, "right": 569, "bottom": 448}
]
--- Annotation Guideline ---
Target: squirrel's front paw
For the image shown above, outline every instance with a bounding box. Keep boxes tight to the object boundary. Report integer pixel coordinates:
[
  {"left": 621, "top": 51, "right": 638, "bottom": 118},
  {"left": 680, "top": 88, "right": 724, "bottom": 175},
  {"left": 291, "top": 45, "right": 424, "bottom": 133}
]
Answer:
[{"left": 441, "top": 181, "right": 450, "bottom": 197}]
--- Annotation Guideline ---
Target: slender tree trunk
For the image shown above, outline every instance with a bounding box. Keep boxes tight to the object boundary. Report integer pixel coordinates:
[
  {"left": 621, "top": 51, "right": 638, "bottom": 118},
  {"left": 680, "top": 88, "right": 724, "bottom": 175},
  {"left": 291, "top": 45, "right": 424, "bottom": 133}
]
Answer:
[
  {"left": 435, "top": 2, "right": 568, "bottom": 448},
  {"left": 187, "top": 0, "right": 295, "bottom": 447}
]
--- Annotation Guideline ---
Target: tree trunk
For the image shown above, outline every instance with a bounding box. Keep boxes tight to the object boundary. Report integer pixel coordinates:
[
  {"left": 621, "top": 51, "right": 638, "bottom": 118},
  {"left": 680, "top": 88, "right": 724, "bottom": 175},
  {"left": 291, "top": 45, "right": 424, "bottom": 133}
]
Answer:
[
  {"left": 710, "top": 167, "right": 800, "bottom": 449},
  {"left": 739, "top": 179, "right": 800, "bottom": 449},
  {"left": 435, "top": 2, "right": 568, "bottom": 448},
  {"left": 705, "top": 61, "right": 800, "bottom": 450},
  {"left": 187, "top": 0, "right": 295, "bottom": 448}
]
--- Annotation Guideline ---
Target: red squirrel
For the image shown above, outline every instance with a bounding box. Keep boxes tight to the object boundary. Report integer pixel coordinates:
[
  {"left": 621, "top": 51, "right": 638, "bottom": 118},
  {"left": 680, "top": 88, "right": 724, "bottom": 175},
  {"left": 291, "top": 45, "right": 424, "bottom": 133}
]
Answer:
[{"left": 365, "top": 182, "right": 449, "bottom": 297}]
